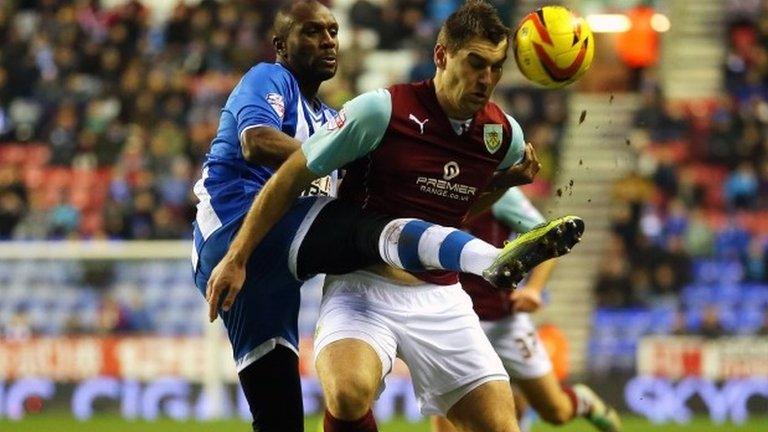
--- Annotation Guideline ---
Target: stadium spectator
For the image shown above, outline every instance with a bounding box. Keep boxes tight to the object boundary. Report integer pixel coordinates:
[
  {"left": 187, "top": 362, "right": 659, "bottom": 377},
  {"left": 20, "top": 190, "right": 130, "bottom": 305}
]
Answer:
[
  {"left": 4, "top": 310, "right": 33, "bottom": 341},
  {"left": 698, "top": 305, "right": 728, "bottom": 339},
  {"left": 664, "top": 235, "right": 692, "bottom": 286},
  {"left": 724, "top": 162, "right": 759, "bottom": 209},
  {"left": 684, "top": 209, "right": 714, "bottom": 256},
  {"left": 49, "top": 191, "right": 81, "bottom": 238},
  {"left": 12, "top": 191, "right": 49, "bottom": 239},
  {"left": 0, "top": 179, "right": 26, "bottom": 239},
  {"left": 670, "top": 310, "right": 689, "bottom": 336},
  {"left": 594, "top": 258, "right": 632, "bottom": 308},
  {"left": 744, "top": 238, "right": 767, "bottom": 282},
  {"left": 97, "top": 296, "right": 132, "bottom": 335},
  {"left": 651, "top": 264, "right": 680, "bottom": 308}
]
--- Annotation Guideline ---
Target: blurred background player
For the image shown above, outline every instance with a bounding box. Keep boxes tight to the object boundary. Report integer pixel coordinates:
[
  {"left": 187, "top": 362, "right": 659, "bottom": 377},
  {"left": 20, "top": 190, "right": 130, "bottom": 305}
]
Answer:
[
  {"left": 432, "top": 188, "right": 621, "bottom": 432},
  {"left": 220, "top": 2, "right": 584, "bottom": 431}
]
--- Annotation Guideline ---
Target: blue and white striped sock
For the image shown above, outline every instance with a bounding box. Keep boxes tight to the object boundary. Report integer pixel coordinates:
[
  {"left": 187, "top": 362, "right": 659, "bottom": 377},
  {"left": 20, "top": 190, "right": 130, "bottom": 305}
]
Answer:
[{"left": 377, "top": 218, "right": 500, "bottom": 275}]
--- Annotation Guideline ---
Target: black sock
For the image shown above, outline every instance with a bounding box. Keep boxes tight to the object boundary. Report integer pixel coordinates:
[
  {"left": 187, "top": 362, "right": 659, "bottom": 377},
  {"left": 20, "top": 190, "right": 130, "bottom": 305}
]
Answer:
[{"left": 238, "top": 345, "right": 304, "bottom": 432}]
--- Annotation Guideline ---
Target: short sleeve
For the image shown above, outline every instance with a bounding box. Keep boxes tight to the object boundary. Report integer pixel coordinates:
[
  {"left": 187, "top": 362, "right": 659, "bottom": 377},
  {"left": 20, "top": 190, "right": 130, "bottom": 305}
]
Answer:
[
  {"left": 491, "top": 187, "right": 546, "bottom": 233},
  {"left": 498, "top": 113, "right": 526, "bottom": 170},
  {"left": 301, "top": 89, "right": 392, "bottom": 176},
  {"left": 226, "top": 64, "right": 294, "bottom": 140}
]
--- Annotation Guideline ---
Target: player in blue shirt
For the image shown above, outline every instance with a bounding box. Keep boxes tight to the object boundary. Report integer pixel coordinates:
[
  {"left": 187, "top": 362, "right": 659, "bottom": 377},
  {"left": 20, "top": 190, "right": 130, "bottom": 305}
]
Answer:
[{"left": 191, "top": 2, "right": 340, "bottom": 430}]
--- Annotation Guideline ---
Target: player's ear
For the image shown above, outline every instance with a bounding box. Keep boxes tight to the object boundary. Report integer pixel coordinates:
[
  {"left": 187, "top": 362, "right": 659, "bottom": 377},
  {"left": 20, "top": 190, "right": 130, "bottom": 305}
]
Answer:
[
  {"left": 273, "top": 36, "right": 287, "bottom": 57},
  {"left": 434, "top": 44, "right": 447, "bottom": 69}
]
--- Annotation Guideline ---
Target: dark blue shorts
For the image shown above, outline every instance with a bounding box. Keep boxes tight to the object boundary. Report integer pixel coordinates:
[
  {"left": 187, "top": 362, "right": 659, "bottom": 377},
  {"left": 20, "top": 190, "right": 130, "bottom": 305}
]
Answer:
[{"left": 192, "top": 196, "right": 328, "bottom": 371}]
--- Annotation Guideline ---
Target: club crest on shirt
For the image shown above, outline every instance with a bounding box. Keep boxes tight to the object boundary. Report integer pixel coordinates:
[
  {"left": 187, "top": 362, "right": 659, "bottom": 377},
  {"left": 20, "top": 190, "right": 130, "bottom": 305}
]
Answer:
[
  {"left": 483, "top": 124, "right": 503, "bottom": 154},
  {"left": 266, "top": 93, "right": 285, "bottom": 118},
  {"left": 326, "top": 109, "right": 346, "bottom": 131}
]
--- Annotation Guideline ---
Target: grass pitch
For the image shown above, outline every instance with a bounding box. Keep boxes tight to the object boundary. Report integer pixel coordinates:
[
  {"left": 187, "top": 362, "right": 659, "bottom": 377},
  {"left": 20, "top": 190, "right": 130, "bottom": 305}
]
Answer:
[{"left": 1, "top": 414, "right": 767, "bottom": 431}]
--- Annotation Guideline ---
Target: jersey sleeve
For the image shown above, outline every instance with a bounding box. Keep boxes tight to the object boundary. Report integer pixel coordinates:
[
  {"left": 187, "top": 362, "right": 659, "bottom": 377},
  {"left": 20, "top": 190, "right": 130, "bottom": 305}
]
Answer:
[
  {"left": 227, "top": 64, "right": 293, "bottom": 140},
  {"left": 498, "top": 113, "right": 526, "bottom": 170},
  {"left": 491, "top": 187, "right": 546, "bottom": 233},
  {"left": 302, "top": 89, "right": 392, "bottom": 176}
]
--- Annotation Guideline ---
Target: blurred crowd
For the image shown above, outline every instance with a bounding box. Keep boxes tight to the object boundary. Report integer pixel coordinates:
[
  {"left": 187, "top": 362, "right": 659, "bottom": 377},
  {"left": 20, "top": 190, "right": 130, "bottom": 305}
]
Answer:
[
  {"left": 0, "top": 0, "right": 558, "bottom": 242},
  {"left": 0, "top": 0, "right": 264, "bottom": 240},
  {"left": 594, "top": 1, "right": 768, "bottom": 338},
  {"left": 0, "top": 0, "right": 568, "bottom": 338}
]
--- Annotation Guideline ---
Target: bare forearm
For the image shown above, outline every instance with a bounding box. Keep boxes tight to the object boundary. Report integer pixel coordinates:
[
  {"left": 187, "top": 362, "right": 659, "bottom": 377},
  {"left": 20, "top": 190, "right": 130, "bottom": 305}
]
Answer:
[
  {"left": 227, "top": 152, "right": 315, "bottom": 265},
  {"left": 241, "top": 127, "right": 301, "bottom": 168},
  {"left": 524, "top": 258, "right": 557, "bottom": 293}
]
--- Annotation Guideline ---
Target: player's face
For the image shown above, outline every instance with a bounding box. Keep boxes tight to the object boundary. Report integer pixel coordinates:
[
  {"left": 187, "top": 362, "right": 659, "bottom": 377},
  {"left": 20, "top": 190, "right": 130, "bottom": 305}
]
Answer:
[
  {"left": 285, "top": 6, "right": 339, "bottom": 82},
  {"left": 440, "top": 37, "right": 508, "bottom": 118}
]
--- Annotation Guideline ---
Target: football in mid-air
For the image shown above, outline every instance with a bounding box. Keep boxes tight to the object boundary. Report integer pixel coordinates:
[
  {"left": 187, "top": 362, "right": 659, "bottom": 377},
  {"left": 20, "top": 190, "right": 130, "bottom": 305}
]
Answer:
[{"left": 513, "top": 6, "right": 595, "bottom": 89}]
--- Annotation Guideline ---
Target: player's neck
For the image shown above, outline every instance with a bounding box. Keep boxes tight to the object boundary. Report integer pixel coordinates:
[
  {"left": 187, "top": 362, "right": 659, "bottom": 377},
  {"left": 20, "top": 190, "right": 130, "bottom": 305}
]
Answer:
[
  {"left": 279, "top": 61, "right": 321, "bottom": 100},
  {"left": 297, "top": 80, "right": 321, "bottom": 101},
  {"left": 433, "top": 76, "right": 472, "bottom": 121}
]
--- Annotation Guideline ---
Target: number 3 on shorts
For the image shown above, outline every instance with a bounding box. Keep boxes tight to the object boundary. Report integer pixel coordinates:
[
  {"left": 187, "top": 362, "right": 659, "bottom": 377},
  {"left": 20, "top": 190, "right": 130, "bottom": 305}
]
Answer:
[{"left": 514, "top": 331, "right": 538, "bottom": 360}]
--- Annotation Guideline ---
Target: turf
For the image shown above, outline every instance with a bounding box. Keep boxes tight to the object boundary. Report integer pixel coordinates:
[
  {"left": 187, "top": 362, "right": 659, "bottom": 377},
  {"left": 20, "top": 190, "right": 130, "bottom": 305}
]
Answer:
[{"left": 1, "top": 415, "right": 767, "bottom": 431}]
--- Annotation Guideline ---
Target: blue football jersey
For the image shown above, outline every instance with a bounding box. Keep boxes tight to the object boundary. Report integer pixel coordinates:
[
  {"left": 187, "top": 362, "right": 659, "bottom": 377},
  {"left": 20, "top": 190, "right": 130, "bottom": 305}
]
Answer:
[{"left": 192, "top": 62, "right": 337, "bottom": 247}]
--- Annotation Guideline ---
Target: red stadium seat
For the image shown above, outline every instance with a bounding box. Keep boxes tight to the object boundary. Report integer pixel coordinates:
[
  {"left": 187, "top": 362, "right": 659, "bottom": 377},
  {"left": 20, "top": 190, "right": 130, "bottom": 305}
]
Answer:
[
  {"left": 704, "top": 210, "right": 728, "bottom": 231},
  {"left": 79, "top": 211, "right": 104, "bottom": 237},
  {"left": 23, "top": 165, "right": 45, "bottom": 190},
  {"left": 25, "top": 145, "right": 51, "bottom": 167}
]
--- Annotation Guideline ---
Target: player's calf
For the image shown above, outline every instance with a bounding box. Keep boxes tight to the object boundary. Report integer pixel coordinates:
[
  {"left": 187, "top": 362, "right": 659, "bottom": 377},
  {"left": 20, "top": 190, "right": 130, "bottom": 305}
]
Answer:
[
  {"left": 535, "top": 399, "right": 573, "bottom": 425},
  {"left": 570, "top": 384, "right": 622, "bottom": 432},
  {"left": 446, "top": 380, "right": 521, "bottom": 432},
  {"left": 238, "top": 345, "right": 304, "bottom": 432}
]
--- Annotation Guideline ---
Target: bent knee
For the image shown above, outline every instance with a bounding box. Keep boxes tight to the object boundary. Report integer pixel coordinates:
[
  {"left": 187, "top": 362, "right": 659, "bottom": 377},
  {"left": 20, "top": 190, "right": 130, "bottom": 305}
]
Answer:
[{"left": 323, "top": 374, "right": 378, "bottom": 418}]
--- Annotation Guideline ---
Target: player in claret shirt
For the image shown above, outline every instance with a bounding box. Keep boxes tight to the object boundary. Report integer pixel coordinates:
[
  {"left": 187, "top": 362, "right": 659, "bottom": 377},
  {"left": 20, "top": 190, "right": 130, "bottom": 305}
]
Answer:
[
  {"left": 432, "top": 188, "right": 622, "bottom": 432},
  {"left": 216, "top": 1, "right": 585, "bottom": 431}
]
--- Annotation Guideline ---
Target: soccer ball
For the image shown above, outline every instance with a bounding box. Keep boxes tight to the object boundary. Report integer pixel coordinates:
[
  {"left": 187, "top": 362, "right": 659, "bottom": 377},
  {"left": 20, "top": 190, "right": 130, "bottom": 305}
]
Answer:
[{"left": 513, "top": 6, "right": 595, "bottom": 89}]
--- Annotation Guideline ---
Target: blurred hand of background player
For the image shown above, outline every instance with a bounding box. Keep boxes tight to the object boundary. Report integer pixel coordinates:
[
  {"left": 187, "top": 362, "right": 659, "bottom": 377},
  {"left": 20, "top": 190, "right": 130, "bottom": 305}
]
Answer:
[
  {"left": 490, "top": 143, "right": 541, "bottom": 190},
  {"left": 464, "top": 143, "right": 542, "bottom": 222},
  {"left": 206, "top": 255, "right": 246, "bottom": 322},
  {"left": 510, "top": 286, "right": 543, "bottom": 313}
]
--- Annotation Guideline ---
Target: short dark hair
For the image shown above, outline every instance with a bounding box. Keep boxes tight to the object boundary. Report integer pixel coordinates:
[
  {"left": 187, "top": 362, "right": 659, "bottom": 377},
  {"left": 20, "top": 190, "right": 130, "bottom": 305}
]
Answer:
[
  {"left": 437, "top": 0, "right": 511, "bottom": 53},
  {"left": 272, "top": 0, "right": 324, "bottom": 39}
]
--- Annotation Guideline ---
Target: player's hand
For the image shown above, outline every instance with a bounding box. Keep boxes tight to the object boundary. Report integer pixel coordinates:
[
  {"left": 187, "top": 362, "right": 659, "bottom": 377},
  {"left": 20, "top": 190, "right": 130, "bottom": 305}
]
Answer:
[
  {"left": 491, "top": 143, "right": 541, "bottom": 189},
  {"left": 510, "top": 286, "right": 543, "bottom": 313},
  {"left": 206, "top": 254, "right": 246, "bottom": 322}
]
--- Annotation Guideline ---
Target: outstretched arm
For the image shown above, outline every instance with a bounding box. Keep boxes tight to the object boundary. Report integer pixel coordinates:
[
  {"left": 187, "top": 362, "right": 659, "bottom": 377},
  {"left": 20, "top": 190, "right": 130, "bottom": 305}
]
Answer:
[
  {"left": 206, "top": 89, "right": 393, "bottom": 322},
  {"left": 206, "top": 150, "right": 317, "bottom": 321},
  {"left": 511, "top": 258, "right": 556, "bottom": 312}
]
